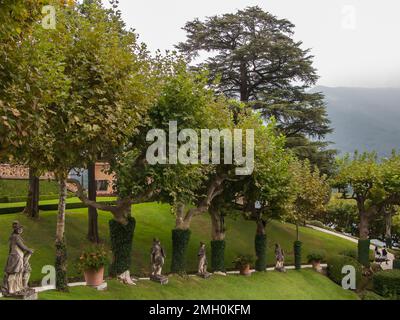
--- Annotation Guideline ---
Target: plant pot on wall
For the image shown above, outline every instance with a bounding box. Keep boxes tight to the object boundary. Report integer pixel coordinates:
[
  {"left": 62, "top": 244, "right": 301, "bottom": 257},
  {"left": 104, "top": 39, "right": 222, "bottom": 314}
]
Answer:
[{"left": 84, "top": 266, "right": 105, "bottom": 286}]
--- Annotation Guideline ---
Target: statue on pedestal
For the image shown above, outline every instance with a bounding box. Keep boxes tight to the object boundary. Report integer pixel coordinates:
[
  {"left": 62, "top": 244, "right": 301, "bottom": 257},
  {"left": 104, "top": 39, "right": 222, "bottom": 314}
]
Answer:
[
  {"left": 150, "top": 238, "right": 168, "bottom": 284},
  {"left": 274, "top": 243, "right": 286, "bottom": 272},
  {"left": 197, "top": 242, "right": 211, "bottom": 278},
  {"left": 2, "top": 221, "right": 37, "bottom": 299}
]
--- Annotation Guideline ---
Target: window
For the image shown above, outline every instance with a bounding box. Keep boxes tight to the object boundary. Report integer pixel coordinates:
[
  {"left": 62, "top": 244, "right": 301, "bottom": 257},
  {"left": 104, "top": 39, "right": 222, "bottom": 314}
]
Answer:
[{"left": 96, "top": 180, "right": 109, "bottom": 191}]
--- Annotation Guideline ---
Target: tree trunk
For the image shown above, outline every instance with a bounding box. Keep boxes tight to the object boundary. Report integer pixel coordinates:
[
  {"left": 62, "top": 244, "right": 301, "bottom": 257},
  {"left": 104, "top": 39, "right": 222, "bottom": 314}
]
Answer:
[
  {"left": 239, "top": 60, "right": 248, "bottom": 102},
  {"left": 24, "top": 167, "right": 40, "bottom": 218},
  {"left": 255, "top": 219, "right": 267, "bottom": 271},
  {"left": 359, "top": 212, "right": 370, "bottom": 240},
  {"left": 211, "top": 206, "right": 225, "bottom": 241},
  {"left": 55, "top": 175, "right": 68, "bottom": 291},
  {"left": 296, "top": 221, "right": 300, "bottom": 241},
  {"left": 210, "top": 206, "right": 225, "bottom": 272},
  {"left": 384, "top": 208, "right": 392, "bottom": 248},
  {"left": 87, "top": 163, "right": 99, "bottom": 243}
]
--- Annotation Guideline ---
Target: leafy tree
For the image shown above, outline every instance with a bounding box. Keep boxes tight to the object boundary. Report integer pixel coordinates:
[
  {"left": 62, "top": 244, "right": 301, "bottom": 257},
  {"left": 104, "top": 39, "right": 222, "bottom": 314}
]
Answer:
[
  {"left": 177, "top": 6, "right": 335, "bottom": 174},
  {"left": 332, "top": 151, "right": 400, "bottom": 265}
]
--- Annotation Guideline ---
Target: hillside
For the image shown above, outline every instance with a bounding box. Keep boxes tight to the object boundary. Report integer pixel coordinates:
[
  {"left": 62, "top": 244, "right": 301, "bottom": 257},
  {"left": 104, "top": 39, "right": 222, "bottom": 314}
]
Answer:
[
  {"left": 312, "top": 86, "right": 400, "bottom": 156},
  {"left": 0, "top": 202, "right": 357, "bottom": 282}
]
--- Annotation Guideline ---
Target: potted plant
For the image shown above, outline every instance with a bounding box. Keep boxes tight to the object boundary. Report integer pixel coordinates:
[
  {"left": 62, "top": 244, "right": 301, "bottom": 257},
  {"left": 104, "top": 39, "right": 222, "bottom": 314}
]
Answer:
[
  {"left": 78, "top": 245, "right": 108, "bottom": 286},
  {"left": 307, "top": 251, "right": 326, "bottom": 272},
  {"left": 233, "top": 255, "right": 254, "bottom": 276}
]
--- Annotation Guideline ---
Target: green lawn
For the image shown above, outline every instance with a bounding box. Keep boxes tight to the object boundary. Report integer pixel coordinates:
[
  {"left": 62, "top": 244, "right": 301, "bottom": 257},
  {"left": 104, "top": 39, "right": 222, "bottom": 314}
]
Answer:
[
  {"left": 0, "top": 179, "right": 59, "bottom": 198},
  {"left": 39, "top": 270, "right": 358, "bottom": 300},
  {"left": 0, "top": 202, "right": 358, "bottom": 283}
]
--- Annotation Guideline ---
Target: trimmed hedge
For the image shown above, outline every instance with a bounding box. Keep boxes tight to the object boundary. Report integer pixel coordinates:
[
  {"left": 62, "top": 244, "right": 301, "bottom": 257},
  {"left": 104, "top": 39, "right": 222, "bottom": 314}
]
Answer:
[
  {"left": 55, "top": 238, "right": 68, "bottom": 292},
  {"left": 327, "top": 255, "right": 362, "bottom": 288},
  {"left": 0, "top": 200, "right": 117, "bottom": 215},
  {"left": 211, "top": 240, "right": 225, "bottom": 272},
  {"left": 109, "top": 217, "right": 136, "bottom": 276},
  {"left": 393, "top": 259, "right": 400, "bottom": 270},
  {"left": 293, "top": 241, "right": 302, "bottom": 270},
  {"left": 254, "top": 234, "right": 267, "bottom": 271},
  {"left": 373, "top": 270, "right": 400, "bottom": 298},
  {"left": 358, "top": 239, "right": 370, "bottom": 267},
  {"left": 171, "top": 229, "right": 191, "bottom": 274}
]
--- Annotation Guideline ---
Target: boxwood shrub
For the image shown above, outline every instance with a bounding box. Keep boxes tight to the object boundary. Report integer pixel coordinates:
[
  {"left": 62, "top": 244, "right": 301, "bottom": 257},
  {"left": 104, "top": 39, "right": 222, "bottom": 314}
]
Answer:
[
  {"left": 373, "top": 270, "right": 400, "bottom": 298},
  {"left": 327, "top": 255, "right": 362, "bottom": 288}
]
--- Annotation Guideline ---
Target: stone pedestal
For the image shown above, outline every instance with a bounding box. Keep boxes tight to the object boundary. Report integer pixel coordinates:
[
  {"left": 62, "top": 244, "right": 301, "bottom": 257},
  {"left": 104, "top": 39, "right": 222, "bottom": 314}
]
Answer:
[
  {"left": 150, "top": 275, "right": 168, "bottom": 285},
  {"left": 92, "top": 282, "right": 108, "bottom": 291},
  {"left": 197, "top": 272, "right": 211, "bottom": 279},
  {"left": 1, "top": 288, "right": 38, "bottom": 300}
]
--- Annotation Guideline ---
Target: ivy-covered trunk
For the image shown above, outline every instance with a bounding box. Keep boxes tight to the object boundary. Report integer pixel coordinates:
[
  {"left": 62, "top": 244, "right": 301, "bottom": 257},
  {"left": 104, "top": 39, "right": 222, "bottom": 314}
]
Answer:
[
  {"left": 210, "top": 207, "right": 225, "bottom": 272},
  {"left": 358, "top": 212, "right": 370, "bottom": 267},
  {"left": 293, "top": 240, "right": 302, "bottom": 270},
  {"left": 109, "top": 216, "right": 136, "bottom": 277},
  {"left": 24, "top": 167, "right": 40, "bottom": 218},
  {"left": 55, "top": 176, "right": 68, "bottom": 291},
  {"left": 255, "top": 219, "right": 267, "bottom": 271},
  {"left": 384, "top": 209, "right": 392, "bottom": 248},
  {"left": 171, "top": 228, "right": 191, "bottom": 274}
]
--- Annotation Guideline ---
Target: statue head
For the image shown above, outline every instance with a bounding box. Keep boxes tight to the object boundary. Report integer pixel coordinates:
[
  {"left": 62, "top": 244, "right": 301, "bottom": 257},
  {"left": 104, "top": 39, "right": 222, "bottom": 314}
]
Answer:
[
  {"left": 12, "top": 221, "right": 23, "bottom": 234},
  {"left": 200, "top": 241, "right": 205, "bottom": 248}
]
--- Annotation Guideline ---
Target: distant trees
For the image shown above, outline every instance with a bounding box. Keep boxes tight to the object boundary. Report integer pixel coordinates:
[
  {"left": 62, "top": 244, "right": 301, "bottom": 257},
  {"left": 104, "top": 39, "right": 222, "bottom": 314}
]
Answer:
[{"left": 177, "top": 6, "right": 335, "bottom": 174}]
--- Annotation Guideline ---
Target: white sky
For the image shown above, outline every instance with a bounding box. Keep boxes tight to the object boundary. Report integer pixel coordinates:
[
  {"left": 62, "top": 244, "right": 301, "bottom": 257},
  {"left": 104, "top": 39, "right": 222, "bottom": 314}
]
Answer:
[{"left": 104, "top": 0, "right": 400, "bottom": 88}]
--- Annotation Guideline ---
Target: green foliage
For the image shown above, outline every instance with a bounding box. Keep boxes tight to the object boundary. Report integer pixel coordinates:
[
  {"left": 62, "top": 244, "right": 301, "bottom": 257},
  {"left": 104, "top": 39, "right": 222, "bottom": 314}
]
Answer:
[
  {"left": 358, "top": 239, "right": 371, "bottom": 267},
  {"left": 171, "top": 229, "right": 191, "bottom": 273},
  {"left": 324, "top": 196, "right": 358, "bottom": 234},
  {"left": 294, "top": 241, "right": 302, "bottom": 270},
  {"left": 177, "top": 6, "right": 334, "bottom": 173},
  {"left": 55, "top": 238, "right": 68, "bottom": 292},
  {"left": 307, "top": 250, "right": 326, "bottom": 263},
  {"left": 373, "top": 270, "right": 400, "bottom": 298},
  {"left": 0, "top": 179, "right": 60, "bottom": 198},
  {"left": 254, "top": 234, "right": 267, "bottom": 271},
  {"left": 339, "top": 249, "right": 358, "bottom": 260},
  {"left": 109, "top": 217, "right": 135, "bottom": 276},
  {"left": 77, "top": 245, "right": 108, "bottom": 272},
  {"left": 393, "top": 260, "right": 400, "bottom": 270},
  {"left": 233, "top": 254, "right": 254, "bottom": 269},
  {"left": 327, "top": 255, "right": 362, "bottom": 288},
  {"left": 210, "top": 240, "right": 225, "bottom": 272},
  {"left": 361, "top": 291, "right": 386, "bottom": 300}
]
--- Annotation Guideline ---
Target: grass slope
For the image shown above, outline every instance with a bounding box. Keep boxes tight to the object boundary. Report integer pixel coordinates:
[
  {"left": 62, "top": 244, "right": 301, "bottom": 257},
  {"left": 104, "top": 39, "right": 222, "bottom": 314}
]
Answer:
[
  {"left": 0, "top": 202, "right": 357, "bottom": 283},
  {"left": 39, "top": 271, "right": 358, "bottom": 300}
]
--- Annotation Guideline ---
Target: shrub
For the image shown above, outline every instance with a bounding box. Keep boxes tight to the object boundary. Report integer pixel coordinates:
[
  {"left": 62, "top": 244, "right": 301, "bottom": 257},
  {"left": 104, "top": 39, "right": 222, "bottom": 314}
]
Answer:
[
  {"left": 373, "top": 270, "right": 400, "bottom": 298},
  {"left": 307, "top": 220, "right": 326, "bottom": 229},
  {"left": 339, "top": 249, "right": 358, "bottom": 259},
  {"left": 211, "top": 240, "right": 225, "bottom": 272},
  {"left": 78, "top": 245, "right": 108, "bottom": 272},
  {"left": 109, "top": 217, "right": 135, "bottom": 276},
  {"left": 294, "top": 241, "right": 302, "bottom": 270},
  {"left": 171, "top": 228, "right": 191, "bottom": 273},
  {"left": 233, "top": 255, "right": 254, "bottom": 269},
  {"left": 307, "top": 250, "right": 326, "bottom": 263},
  {"left": 327, "top": 255, "right": 362, "bottom": 288},
  {"left": 393, "top": 259, "right": 400, "bottom": 270},
  {"left": 362, "top": 291, "right": 385, "bottom": 300},
  {"left": 254, "top": 234, "right": 267, "bottom": 271}
]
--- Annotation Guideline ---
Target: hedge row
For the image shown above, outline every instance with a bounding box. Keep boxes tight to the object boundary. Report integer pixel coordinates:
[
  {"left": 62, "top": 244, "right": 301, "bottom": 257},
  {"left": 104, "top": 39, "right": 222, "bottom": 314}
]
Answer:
[
  {"left": 0, "top": 194, "right": 60, "bottom": 204},
  {"left": 327, "top": 255, "right": 362, "bottom": 289},
  {"left": 373, "top": 270, "right": 400, "bottom": 298},
  {"left": 0, "top": 201, "right": 117, "bottom": 215}
]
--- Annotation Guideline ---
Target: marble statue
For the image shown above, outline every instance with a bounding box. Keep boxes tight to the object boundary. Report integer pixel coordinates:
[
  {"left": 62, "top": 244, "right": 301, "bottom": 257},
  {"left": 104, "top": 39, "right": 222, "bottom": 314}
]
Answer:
[
  {"left": 150, "top": 238, "right": 168, "bottom": 284},
  {"left": 274, "top": 243, "right": 286, "bottom": 272},
  {"left": 1, "top": 221, "right": 37, "bottom": 299},
  {"left": 197, "top": 242, "right": 211, "bottom": 278}
]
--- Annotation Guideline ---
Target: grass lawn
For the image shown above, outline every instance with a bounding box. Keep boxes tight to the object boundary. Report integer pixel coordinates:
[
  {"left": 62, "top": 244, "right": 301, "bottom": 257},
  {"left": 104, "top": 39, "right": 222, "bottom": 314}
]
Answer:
[
  {"left": 0, "top": 202, "right": 358, "bottom": 283},
  {"left": 38, "top": 270, "right": 359, "bottom": 300}
]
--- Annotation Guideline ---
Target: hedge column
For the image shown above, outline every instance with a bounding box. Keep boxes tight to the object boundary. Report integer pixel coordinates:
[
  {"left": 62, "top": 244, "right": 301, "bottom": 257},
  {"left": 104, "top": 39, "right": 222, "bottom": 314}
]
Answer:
[
  {"left": 171, "top": 229, "right": 191, "bottom": 273},
  {"left": 294, "top": 241, "right": 302, "bottom": 270},
  {"left": 255, "top": 234, "right": 267, "bottom": 271},
  {"left": 357, "top": 239, "right": 370, "bottom": 267},
  {"left": 109, "top": 216, "right": 136, "bottom": 276}
]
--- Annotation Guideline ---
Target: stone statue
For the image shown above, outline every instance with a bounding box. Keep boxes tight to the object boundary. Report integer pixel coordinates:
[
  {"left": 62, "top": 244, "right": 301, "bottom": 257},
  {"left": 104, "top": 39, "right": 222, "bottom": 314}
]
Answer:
[
  {"left": 197, "top": 242, "right": 211, "bottom": 278},
  {"left": 274, "top": 243, "right": 286, "bottom": 272},
  {"left": 150, "top": 238, "right": 168, "bottom": 284},
  {"left": 2, "top": 221, "right": 37, "bottom": 299}
]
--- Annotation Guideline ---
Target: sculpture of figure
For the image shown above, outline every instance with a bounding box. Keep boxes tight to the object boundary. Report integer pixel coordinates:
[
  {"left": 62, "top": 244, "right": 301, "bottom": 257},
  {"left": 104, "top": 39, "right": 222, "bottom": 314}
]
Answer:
[
  {"left": 197, "top": 242, "right": 211, "bottom": 278},
  {"left": 274, "top": 243, "right": 286, "bottom": 272},
  {"left": 2, "top": 221, "right": 35, "bottom": 297},
  {"left": 150, "top": 238, "right": 168, "bottom": 284}
]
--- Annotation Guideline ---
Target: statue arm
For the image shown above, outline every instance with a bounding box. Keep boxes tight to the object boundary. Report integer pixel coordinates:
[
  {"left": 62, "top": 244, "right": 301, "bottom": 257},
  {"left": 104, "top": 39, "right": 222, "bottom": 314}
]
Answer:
[{"left": 16, "top": 237, "right": 33, "bottom": 254}]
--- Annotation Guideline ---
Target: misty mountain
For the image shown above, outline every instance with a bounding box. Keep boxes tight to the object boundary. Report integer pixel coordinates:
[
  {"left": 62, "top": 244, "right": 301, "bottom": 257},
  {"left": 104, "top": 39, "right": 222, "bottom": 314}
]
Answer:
[{"left": 312, "top": 86, "right": 400, "bottom": 156}]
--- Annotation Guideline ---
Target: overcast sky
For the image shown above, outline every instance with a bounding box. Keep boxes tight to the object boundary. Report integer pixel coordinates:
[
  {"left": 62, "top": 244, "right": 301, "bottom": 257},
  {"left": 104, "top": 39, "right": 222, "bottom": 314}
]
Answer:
[{"left": 104, "top": 0, "right": 400, "bottom": 88}]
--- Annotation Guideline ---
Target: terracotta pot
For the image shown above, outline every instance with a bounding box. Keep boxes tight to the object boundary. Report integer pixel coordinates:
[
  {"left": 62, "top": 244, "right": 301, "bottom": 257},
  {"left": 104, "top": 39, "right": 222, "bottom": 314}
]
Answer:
[
  {"left": 311, "top": 260, "right": 322, "bottom": 272},
  {"left": 84, "top": 266, "right": 104, "bottom": 286},
  {"left": 240, "top": 264, "right": 251, "bottom": 276}
]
